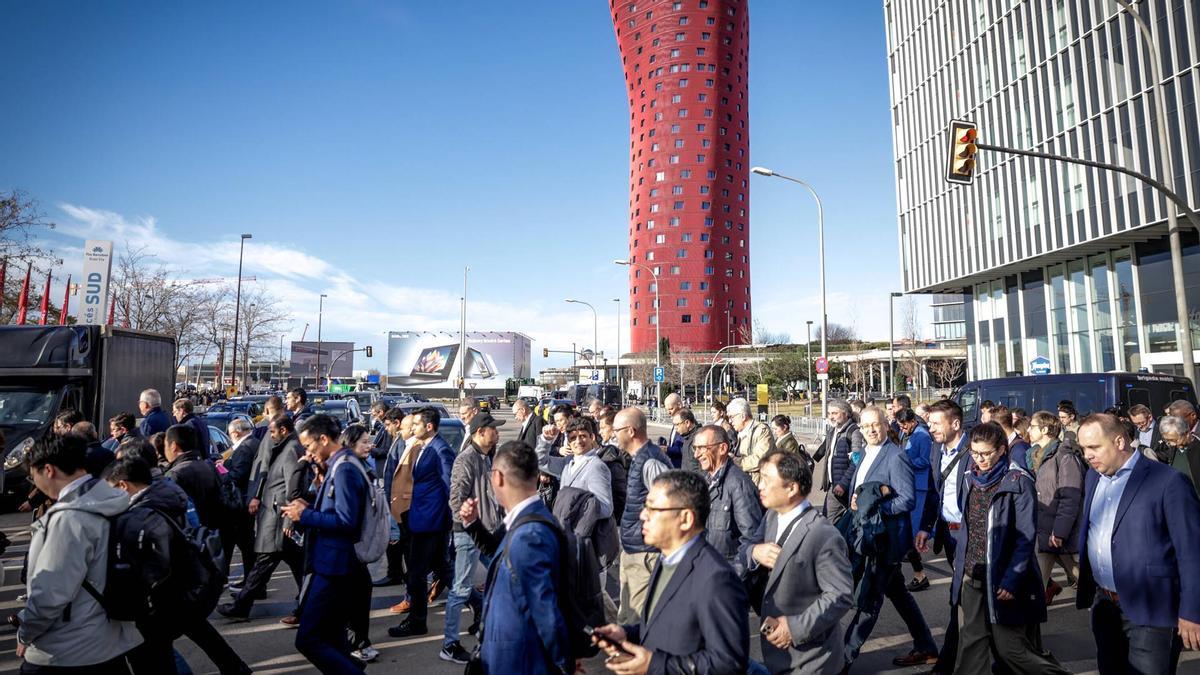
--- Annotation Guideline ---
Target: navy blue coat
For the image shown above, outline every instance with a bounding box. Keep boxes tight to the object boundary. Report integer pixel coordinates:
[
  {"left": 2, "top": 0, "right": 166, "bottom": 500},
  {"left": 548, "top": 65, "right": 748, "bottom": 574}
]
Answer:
[
  {"left": 901, "top": 426, "right": 933, "bottom": 538},
  {"left": 623, "top": 537, "right": 749, "bottom": 674},
  {"left": 952, "top": 462, "right": 1046, "bottom": 626},
  {"left": 480, "top": 500, "right": 571, "bottom": 674},
  {"left": 819, "top": 422, "right": 863, "bottom": 494},
  {"left": 179, "top": 413, "right": 214, "bottom": 457},
  {"left": 918, "top": 435, "right": 972, "bottom": 540},
  {"left": 298, "top": 449, "right": 368, "bottom": 576},
  {"left": 1009, "top": 438, "right": 1032, "bottom": 473},
  {"left": 408, "top": 434, "right": 455, "bottom": 533},
  {"left": 139, "top": 407, "right": 172, "bottom": 438},
  {"left": 1076, "top": 454, "right": 1200, "bottom": 628}
]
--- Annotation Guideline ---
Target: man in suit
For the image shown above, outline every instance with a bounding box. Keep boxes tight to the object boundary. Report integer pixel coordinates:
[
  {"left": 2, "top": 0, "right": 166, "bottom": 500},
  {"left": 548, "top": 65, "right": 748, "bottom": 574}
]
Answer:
[
  {"left": 514, "top": 398, "right": 545, "bottom": 451},
  {"left": 1128, "top": 404, "right": 1160, "bottom": 455},
  {"left": 914, "top": 398, "right": 971, "bottom": 675},
  {"left": 842, "top": 406, "right": 937, "bottom": 671},
  {"left": 137, "top": 388, "right": 172, "bottom": 438},
  {"left": 461, "top": 440, "right": 572, "bottom": 674},
  {"left": 745, "top": 450, "right": 853, "bottom": 674},
  {"left": 389, "top": 406, "right": 456, "bottom": 638},
  {"left": 593, "top": 470, "right": 749, "bottom": 674},
  {"left": 1076, "top": 413, "right": 1200, "bottom": 674},
  {"left": 282, "top": 414, "right": 369, "bottom": 675},
  {"left": 218, "top": 414, "right": 306, "bottom": 623},
  {"left": 224, "top": 417, "right": 260, "bottom": 580}
]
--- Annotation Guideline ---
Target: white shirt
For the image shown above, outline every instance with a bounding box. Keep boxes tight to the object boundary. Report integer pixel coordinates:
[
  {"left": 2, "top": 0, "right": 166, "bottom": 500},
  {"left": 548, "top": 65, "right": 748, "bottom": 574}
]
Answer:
[
  {"left": 58, "top": 474, "right": 93, "bottom": 502},
  {"left": 774, "top": 499, "right": 812, "bottom": 544},
  {"left": 662, "top": 533, "right": 702, "bottom": 565},
  {"left": 854, "top": 444, "right": 884, "bottom": 489},
  {"left": 940, "top": 434, "right": 967, "bottom": 524},
  {"left": 502, "top": 493, "right": 542, "bottom": 531}
]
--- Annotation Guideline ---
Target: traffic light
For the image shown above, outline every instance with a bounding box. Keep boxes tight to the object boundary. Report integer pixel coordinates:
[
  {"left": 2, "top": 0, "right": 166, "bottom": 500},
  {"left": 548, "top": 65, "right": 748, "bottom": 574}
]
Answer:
[
  {"left": 543, "top": 347, "right": 549, "bottom": 358},
  {"left": 946, "top": 120, "right": 978, "bottom": 185},
  {"left": 365, "top": 346, "right": 373, "bottom": 358}
]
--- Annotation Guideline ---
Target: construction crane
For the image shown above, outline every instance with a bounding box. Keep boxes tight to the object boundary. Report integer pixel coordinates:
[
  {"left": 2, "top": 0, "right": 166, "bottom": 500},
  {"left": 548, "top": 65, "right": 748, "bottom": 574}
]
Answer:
[{"left": 184, "top": 276, "right": 257, "bottom": 285}]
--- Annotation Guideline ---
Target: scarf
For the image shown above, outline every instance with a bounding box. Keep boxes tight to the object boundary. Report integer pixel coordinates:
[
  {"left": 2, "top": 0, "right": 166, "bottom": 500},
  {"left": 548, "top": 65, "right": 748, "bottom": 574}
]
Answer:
[
  {"left": 1029, "top": 439, "right": 1059, "bottom": 473},
  {"left": 970, "top": 454, "right": 1009, "bottom": 489}
]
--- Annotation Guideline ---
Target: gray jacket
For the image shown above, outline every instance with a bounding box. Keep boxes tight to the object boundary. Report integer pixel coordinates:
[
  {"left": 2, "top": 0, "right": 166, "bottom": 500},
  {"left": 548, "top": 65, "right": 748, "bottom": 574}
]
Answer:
[
  {"left": 450, "top": 440, "right": 503, "bottom": 533},
  {"left": 252, "top": 434, "right": 304, "bottom": 553},
  {"left": 560, "top": 450, "right": 614, "bottom": 519},
  {"left": 745, "top": 507, "right": 853, "bottom": 675},
  {"left": 19, "top": 478, "right": 143, "bottom": 667}
]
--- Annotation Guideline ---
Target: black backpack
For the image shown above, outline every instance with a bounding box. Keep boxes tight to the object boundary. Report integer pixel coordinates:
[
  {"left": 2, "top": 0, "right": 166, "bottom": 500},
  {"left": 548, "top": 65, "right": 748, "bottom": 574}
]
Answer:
[
  {"left": 502, "top": 513, "right": 603, "bottom": 664},
  {"left": 82, "top": 505, "right": 226, "bottom": 624},
  {"left": 213, "top": 461, "right": 246, "bottom": 522}
]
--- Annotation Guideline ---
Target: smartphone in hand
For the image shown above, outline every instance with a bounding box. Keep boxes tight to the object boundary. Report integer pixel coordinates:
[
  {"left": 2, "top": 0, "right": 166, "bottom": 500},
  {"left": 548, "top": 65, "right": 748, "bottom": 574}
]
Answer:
[{"left": 583, "top": 626, "right": 634, "bottom": 663}]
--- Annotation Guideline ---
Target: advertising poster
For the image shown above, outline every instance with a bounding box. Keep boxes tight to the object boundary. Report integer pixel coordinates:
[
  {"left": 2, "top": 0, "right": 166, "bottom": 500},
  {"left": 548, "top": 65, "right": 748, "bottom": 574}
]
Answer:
[
  {"left": 387, "top": 331, "right": 531, "bottom": 395},
  {"left": 290, "top": 341, "right": 355, "bottom": 382},
  {"left": 74, "top": 240, "right": 113, "bottom": 325}
]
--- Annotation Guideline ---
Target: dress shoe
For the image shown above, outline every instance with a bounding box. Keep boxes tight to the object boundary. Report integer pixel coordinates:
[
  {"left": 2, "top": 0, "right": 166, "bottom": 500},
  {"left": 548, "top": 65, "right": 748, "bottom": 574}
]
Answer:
[
  {"left": 428, "top": 579, "right": 445, "bottom": 604},
  {"left": 906, "top": 576, "right": 930, "bottom": 592},
  {"left": 279, "top": 614, "right": 300, "bottom": 627},
  {"left": 892, "top": 650, "right": 938, "bottom": 667},
  {"left": 388, "top": 618, "right": 428, "bottom": 638},
  {"left": 216, "top": 603, "right": 250, "bottom": 621},
  {"left": 389, "top": 597, "right": 412, "bottom": 614},
  {"left": 1045, "top": 579, "right": 1063, "bottom": 605}
]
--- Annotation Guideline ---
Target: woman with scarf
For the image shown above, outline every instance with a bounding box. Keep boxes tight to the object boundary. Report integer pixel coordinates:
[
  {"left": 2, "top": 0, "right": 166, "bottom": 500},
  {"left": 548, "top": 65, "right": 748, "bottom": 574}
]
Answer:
[
  {"left": 953, "top": 422, "right": 1069, "bottom": 675},
  {"left": 1028, "top": 411, "right": 1084, "bottom": 605}
]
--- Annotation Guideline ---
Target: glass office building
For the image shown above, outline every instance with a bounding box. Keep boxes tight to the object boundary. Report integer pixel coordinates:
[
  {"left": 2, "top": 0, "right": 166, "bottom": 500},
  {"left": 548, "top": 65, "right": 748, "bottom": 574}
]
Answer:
[{"left": 885, "top": 0, "right": 1200, "bottom": 378}]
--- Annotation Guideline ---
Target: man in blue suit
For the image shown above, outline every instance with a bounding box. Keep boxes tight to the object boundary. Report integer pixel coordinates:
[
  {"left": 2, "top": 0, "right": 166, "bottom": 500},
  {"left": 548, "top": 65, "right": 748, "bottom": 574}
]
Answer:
[
  {"left": 282, "top": 414, "right": 369, "bottom": 675},
  {"left": 461, "top": 440, "right": 572, "bottom": 674},
  {"left": 842, "top": 406, "right": 937, "bottom": 671},
  {"left": 137, "top": 388, "right": 172, "bottom": 438},
  {"left": 1076, "top": 413, "right": 1200, "bottom": 674},
  {"left": 389, "top": 406, "right": 456, "bottom": 638},
  {"left": 592, "top": 470, "right": 749, "bottom": 674}
]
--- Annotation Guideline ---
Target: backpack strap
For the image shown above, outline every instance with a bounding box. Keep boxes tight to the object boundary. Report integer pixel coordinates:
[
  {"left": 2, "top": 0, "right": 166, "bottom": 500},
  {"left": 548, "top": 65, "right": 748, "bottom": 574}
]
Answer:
[{"left": 498, "top": 513, "right": 569, "bottom": 673}]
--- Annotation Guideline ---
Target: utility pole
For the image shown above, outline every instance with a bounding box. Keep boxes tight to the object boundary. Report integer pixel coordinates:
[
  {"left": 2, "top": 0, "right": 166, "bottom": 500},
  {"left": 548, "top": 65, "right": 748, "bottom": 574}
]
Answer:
[{"left": 459, "top": 266, "right": 468, "bottom": 401}]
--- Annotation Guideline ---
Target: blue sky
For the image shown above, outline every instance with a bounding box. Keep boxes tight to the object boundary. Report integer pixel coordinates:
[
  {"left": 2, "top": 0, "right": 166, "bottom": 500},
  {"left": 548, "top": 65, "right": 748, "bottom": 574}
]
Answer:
[{"left": 0, "top": 1, "right": 911, "bottom": 373}]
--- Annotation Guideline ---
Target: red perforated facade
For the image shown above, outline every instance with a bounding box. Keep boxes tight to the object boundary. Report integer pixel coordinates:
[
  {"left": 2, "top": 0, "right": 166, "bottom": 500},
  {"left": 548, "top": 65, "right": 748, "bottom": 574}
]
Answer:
[{"left": 610, "top": 0, "right": 750, "bottom": 353}]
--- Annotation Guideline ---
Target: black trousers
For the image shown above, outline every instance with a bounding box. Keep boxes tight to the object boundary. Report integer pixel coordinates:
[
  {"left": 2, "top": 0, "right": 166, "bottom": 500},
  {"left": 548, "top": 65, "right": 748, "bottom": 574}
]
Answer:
[
  {"left": 223, "top": 515, "right": 257, "bottom": 580},
  {"left": 385, "top": 537, "right": 407, "bottom": 581},
  {"left": 231, "top": 538, "right": 305, "bottom": 613},
  {"left": 406, "top": 529, "right": 449, "bottom": 624},
  {"left": 183, "top": 618, "right": 249, "bottom": 674},
  {"left": 346, "top": 562, "right": 374, "bottom": 650},
  {"left": 933, "top": 524, "right": 960, "bottom": 674}
]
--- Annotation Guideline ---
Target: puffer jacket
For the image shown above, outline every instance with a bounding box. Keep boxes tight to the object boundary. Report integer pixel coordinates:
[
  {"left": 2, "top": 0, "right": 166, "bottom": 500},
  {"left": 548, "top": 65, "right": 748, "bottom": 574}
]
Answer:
[
  {"left": 704, "top": 461, "right": 763, "bottom": 577},
  {"left": 19, "top": 478, "right": 143, "bottom": 667},
  {"left": 619, "top": 440, "right": 671, "bottom": 553},
  {"left": 815, "top": 421, "right": 864, "bottom": 493},
  {"left": 1034, "top": 440, "right": 1085, "bottom": 553},
  {"left": 596, "top": 443, "right": 629, "bottom": 520},
  {"left": 450, "top": 440, "right": 502, "bottom": 533}
]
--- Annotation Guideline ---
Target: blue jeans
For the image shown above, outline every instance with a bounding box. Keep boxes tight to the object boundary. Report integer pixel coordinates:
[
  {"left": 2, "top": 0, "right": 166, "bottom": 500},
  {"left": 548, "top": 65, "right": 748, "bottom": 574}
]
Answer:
[
  {"left": 444, "top": 531, "right": 483, "bottom": 646},
  {"left": 1092, "top": 595, "right": 1182, "bottom": 675}
]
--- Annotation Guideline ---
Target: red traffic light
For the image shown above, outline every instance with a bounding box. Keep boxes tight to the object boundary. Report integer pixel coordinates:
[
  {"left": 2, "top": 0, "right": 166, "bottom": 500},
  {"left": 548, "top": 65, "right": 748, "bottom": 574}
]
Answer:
[{"left": 945, "top": 120, "right": 979, "bottom": 185}]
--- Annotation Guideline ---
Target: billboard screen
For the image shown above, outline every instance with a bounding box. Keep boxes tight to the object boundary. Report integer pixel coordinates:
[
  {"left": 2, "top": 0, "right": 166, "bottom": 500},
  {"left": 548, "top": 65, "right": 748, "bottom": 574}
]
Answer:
[
  {"left": 387, "top": 331, "right": 530, "bottom": 394},
  {"left": 290, "top": 341, "right": 355, "bottom": 381}
]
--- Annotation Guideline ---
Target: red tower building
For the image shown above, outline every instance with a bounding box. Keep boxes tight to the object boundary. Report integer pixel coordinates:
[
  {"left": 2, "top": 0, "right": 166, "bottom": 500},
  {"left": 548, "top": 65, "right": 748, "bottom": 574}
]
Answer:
[{"left": 610, "top": 0, "right": 750, "bottom": 353}]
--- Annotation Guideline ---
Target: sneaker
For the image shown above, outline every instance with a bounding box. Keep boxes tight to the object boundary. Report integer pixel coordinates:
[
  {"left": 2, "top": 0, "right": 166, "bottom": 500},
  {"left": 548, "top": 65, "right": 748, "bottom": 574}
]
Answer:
[
  {"left": 439, "top": 641, "right": 471, "bottom": 665},
  {"left": 389, "top": 597, "right": 412, "bottom": 614},
  {"left": 16, "top": 594, "right": 27, "bottom": 603},
  {"left": 387, "top": 619, "right": 428, "bottom": 638},
  {"left": 351, "top": 646, "right": 380, "bottom": 663},
  {"left": 216, "top": 603, "right": 251, "bottom": 622},
  {"left": 280, "top": 614, "right": 300, "bottom": 628},
  {"left": 891, "top": 650, "right": 938, "bottom": 667},
  {"left": 906, "top": 576, "right": 930, "bottom": 592}
]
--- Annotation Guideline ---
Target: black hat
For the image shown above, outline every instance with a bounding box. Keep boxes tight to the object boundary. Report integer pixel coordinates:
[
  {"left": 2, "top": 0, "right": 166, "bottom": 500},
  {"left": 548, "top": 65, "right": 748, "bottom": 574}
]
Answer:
[{"left": 469, "top": 411, "right": 506, "bottom": 434}]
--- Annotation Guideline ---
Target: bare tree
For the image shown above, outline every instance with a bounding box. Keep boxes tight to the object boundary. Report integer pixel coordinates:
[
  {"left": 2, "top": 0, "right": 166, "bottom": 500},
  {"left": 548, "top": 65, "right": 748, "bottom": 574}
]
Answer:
[
  {"left": 928, "top": 357, "right": 967, "bottom": 389},
  {"left": 825, "top": 322, "right": 857, "bottom": 343},
  {"left": 897, "top": 297, "right": 924, "bottom": 391},
  {"left": 752, "top": 319, "right": 791, "bottom": 345},
  {"left": 1, "top": 192, "right": 62, "bottom": 324},
  {"left": 234, "top": 286, "right": 293, "bottom": 386}
]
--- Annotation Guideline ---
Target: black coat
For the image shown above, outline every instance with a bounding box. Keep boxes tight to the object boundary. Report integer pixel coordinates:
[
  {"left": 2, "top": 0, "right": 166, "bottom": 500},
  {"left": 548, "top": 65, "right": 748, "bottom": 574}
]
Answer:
[
  {"left": 678, "top": 427, "right": 701, "bottom": 474},
  {"left": 225, "top": 436, "right": 259, "bottom": 497},
  {"left": 120, "top": 478, "right": 192, "bottom": 637},
  {"left": 596, "top": 443, "right": 629, "bottom": 521},
  {"left": 517, "top": 414, "right": 545, "bottom": 449},
  {"left": 703, "top": 461, "right": 763, "bottom": 577},
  {"left": 165, "top": 452, "right": 223, "bottom": 529}
]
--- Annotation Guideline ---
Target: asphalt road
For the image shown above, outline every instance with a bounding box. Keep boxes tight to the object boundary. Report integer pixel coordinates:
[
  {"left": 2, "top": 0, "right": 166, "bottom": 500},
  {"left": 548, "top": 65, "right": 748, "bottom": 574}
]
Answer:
[{"left": 0, "top": 408, "right": 1196, "bottom": 673}]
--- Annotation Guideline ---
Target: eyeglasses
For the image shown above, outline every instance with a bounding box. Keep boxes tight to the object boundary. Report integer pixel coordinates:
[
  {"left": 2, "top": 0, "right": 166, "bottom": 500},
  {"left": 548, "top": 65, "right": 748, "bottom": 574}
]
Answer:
[
  {"left": 642, "top": 504, "right": 688, "bottom": 514},
  {"left": 692, "top": 442, "right": 724, "bottom": 452},
  {"left": 612, "top": 425, "right": 633, "bottom": 434},
  {"left": 970, "top": 449, "right": 1002, "bottom": 460}
]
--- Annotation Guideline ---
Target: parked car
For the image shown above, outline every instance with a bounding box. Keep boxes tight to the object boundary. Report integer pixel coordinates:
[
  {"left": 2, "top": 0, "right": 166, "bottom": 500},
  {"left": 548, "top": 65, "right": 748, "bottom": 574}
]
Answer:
[
  {"left": 309, "top": 398, "right": 364, "bottom": 428},
  {"left": 951, "top": 372, "right": 1196, "bottom": 430},
  {"left": 208, "top": 424, "right": 234, "bottom": 457},
  {"left": 207, "top": 399, "right": 264, "bottom": 422}
]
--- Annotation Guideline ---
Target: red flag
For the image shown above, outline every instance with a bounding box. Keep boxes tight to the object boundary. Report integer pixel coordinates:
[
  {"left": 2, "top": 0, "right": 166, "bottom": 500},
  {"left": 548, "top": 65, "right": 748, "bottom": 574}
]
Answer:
[
  {"left": 16, "top": 264, "right": 31, "bottom": 325},
  {"left": 59, "top": 275, "right": 71, "bottom": 325},
  {"left": 107, "top": 290, "right": 116, "bottom": 325},
  {"left": 37, "top": 271, "right": 52, "bottom": 325}
]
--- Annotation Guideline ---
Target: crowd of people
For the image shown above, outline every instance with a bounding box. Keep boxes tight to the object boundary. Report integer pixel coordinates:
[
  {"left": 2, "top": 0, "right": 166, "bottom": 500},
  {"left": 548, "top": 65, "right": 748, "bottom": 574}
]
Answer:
[{"left": 6, "top": 385, "right": 1200, "bottom": 674}]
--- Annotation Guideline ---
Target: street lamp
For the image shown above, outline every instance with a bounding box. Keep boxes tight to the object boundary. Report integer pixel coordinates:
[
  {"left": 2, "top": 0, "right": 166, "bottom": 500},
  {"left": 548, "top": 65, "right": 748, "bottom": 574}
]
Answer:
[
  {"left": 614, "top": 258, "right": 661, "bottom": 410},
  {"left": 752, "top": 166, "right": 828, "bottom": 418},
  {"left": 230, "top": 233, "right": 251, "bottom": 394},
  {"left": 243, "top": 302, "right": 256, "bottom": 392},
  {"left": 1110, "top": 0, "right": 1195, "bottom": 385},
  {"left": 315, "top": 293, "right": 327, "bottom": 390},
  {"left": 613, "top": 298, "right": 621, "bottom": 392},
  {"left": 806, "top": 319, "right": 814, "bottom": 408},
  {"left": 565, "top": 299, "right": 598, "bottom": 373},
  {"left": 889, "top": 292, "right": 903, "bottom": 396}
]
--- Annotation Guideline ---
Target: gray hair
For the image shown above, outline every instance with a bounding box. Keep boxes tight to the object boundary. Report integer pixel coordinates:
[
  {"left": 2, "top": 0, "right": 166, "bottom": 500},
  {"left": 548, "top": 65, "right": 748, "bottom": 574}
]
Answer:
[
  {"left": 140, "top": 388, "right": 162, "bottom": 407},
  {"left": 1160, "top": 415, "right": 1191, "bottom": 439},
  {"left": 727, "top": 398, "right": 751, "bottom": 418},
  {"left": 827, "top": 399, "right": 853, "bottom": 417},
  {"left": 512, "top": 399, "right": 529, "bottom": 413},
  {"left": 228, "top": 418, "right": 254, "bottom": 435},
  {"left": 859, "top": 406, "right": 888, "bottom": 425}
]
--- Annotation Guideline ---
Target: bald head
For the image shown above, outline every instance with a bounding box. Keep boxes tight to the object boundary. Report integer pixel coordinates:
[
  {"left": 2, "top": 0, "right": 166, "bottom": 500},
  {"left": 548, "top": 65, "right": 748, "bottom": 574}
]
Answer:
[
  {"left": 664, "top": 393, "right": 682, "bottom": 416},
  {"left": 614, "top": 406, "right": 648, "bottom": 454}
]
